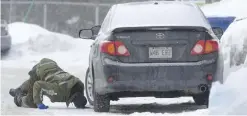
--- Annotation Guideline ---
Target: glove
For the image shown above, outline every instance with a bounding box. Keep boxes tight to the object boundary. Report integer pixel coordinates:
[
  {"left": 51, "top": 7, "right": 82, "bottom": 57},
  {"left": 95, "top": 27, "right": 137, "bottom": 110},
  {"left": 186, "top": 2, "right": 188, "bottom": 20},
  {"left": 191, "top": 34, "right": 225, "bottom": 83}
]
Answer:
[{"left": 37, "top": 103, "right": 49, "bottom": 109}]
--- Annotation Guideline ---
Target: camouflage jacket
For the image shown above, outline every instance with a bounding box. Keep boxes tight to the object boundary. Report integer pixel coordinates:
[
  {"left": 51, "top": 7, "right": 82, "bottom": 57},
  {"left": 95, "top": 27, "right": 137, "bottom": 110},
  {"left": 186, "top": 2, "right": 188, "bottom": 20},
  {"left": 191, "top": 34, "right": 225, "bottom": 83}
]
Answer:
[{"left": 32, "top": 58, "right": 84, "bottom": 106}]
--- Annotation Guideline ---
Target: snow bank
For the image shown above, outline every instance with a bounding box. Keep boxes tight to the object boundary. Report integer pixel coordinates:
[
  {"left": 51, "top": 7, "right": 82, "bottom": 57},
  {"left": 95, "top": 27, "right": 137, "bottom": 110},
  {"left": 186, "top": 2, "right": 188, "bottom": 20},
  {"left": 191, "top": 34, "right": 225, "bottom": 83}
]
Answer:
[
  {"left": 2, "top": 22, "right": 93, "bottom": 69},
  {"left": 221, "top": 19, "right": 247, "bottom": 78},
  {"left": 209, "top": 68, "right": 247, "bottom": 115},
  {"left": 208, "top": 17, "right": 247, "bottom": 115},
  {"left": 8, "top": 22, "right": 50, "bottom": 45},
  {"left": 201, "top": 0, "right": 247, "bottom": 18}
]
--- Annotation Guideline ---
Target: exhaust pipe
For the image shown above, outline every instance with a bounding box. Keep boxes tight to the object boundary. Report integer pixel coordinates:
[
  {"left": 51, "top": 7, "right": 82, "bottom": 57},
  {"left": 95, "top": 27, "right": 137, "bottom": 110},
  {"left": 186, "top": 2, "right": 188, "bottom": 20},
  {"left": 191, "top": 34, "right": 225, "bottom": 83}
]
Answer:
[{"left": 199, "top": 85, "right": 208, "bottom": 92}]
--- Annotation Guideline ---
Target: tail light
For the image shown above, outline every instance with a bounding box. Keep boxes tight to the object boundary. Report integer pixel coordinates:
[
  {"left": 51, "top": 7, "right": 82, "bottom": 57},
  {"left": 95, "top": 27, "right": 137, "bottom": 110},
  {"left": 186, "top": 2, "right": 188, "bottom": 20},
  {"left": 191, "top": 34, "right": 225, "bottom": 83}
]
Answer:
[
  {"left": 207, "top": 74, "right": 213, "bottom": 81},
  {"left": 100, "top": 41, "right": 130, "bottom": 56},
  {"left": 191, "top": 40, "right": 218, "bottom": 55}
]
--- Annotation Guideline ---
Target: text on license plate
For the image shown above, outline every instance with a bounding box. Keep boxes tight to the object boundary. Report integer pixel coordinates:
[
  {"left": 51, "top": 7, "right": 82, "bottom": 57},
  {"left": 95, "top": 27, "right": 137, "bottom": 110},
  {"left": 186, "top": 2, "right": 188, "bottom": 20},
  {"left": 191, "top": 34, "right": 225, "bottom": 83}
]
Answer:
[{"left": 149, "top": 47, "right": 172, "bottom": 58}]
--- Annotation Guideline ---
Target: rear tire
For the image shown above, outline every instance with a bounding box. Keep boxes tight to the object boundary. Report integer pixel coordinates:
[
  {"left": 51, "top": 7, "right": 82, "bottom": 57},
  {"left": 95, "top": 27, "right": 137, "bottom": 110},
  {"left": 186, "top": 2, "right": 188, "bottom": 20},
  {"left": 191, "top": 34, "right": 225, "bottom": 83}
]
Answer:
[
  {"left": 92, "top": 71, "right": 110, "bottom": 112},
  {"left": 93, "top": 91, "right": 110, "bottom": 112},
  {"left": 85, "top": 68, "right": 94, "bottom": 106},
  {"left": 193, "top": 92, "right": 209, "bottom": 107}
]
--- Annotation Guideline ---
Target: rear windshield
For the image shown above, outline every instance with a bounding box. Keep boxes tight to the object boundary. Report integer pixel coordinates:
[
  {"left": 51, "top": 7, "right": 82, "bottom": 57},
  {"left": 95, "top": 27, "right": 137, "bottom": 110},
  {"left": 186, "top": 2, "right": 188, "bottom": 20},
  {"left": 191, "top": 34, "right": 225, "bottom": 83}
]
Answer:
[{"left": 110, "top": 2, "right": 210, "bottom": 30}]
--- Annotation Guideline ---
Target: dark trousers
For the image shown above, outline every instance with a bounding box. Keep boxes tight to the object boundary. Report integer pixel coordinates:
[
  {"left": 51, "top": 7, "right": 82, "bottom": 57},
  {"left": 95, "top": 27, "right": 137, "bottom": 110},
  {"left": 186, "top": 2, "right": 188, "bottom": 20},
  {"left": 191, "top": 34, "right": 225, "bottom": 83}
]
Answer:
[{"left": 16, "top": 75, "right": 39, "bottom": 108}]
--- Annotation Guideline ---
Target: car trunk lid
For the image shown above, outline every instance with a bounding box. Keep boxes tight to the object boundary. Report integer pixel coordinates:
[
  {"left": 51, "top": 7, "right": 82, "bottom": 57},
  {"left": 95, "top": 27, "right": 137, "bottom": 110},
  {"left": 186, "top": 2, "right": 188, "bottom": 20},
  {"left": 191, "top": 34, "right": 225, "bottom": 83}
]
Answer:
[{"left": 112, "top": 26, "right": 208, "bottom": 63}]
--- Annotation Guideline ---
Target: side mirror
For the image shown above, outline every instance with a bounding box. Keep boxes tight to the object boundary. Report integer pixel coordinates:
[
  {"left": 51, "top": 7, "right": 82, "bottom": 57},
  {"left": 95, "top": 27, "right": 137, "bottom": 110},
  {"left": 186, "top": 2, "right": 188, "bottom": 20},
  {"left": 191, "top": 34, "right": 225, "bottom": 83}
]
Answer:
[
  {"left": 212, "top": 27, "right": 224, "bottom": 39},
  {"left": 78, "top": 25, "right": 101, "bottom": 40},
  {"left": 91, "top": 25, "right": 101, "bottom": 36},
  {"left": 79, "top": 29, "right": 93, "bottom": 39}
]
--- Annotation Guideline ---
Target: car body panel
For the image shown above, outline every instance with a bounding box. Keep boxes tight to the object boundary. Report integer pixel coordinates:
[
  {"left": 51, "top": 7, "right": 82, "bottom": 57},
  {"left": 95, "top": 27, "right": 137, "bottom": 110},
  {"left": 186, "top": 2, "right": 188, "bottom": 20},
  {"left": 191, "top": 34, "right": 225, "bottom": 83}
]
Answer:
[
  {"left": 94, "top": 58, "right": 217, "bottom": 95},
  {"left": 112, "top": 26, "right": 215, "bottom": 63}
]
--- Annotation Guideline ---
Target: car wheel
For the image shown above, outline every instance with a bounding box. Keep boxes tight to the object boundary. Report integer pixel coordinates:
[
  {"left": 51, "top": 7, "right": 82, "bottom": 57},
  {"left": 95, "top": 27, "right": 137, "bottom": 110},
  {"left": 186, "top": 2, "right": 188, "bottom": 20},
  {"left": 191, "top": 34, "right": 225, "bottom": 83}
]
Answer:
[
  {"left": 93, "top": 79, "right": 110, "bottom": 112},
  {"left": 85, "top": 68, "right": 94, "bottom": 106},
  {"left": 193, "top": 92, "right": 209, "bottom": 106}
]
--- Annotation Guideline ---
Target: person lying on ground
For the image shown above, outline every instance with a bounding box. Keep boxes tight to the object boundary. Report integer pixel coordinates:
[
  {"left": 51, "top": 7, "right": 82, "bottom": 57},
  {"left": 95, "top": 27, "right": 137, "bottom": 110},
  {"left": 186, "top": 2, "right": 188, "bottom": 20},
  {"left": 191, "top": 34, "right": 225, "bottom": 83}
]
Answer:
[{"left": 9, "top": 58, "right": 87, "bottom": 109}]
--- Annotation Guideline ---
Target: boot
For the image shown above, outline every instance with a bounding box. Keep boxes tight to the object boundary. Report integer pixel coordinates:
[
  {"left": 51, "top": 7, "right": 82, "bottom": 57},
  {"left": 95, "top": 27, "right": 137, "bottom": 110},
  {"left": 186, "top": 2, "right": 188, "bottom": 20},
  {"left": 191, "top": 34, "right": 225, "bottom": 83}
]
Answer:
[
  {"left": 14, "top": 94, "right": 23, "bottom": 107},
  {"left": 9, "top": 88, "right": 22, "bottom": 97},
  {"left": 12, "top": 88, "right": 29, "bottom": 107},
  {"left": 21, "top": 96, "right": 37, "bottom": 108},
  {"left": 9, "top": 88, "right": 16, "bottom": 97},
  {"left": 14, "top": 95, "right": 37, "bottom": 108},
  {"left": 9, "top": 88, "right": 27, "bottom": 97}
]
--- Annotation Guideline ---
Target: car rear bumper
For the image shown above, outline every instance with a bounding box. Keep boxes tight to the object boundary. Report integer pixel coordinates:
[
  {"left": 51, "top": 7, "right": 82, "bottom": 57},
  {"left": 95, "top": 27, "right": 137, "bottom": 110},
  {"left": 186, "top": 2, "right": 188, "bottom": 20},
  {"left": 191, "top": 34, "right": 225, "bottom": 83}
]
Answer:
[{"left": 94, "top": 58, "right": 217, "bottom": 95}]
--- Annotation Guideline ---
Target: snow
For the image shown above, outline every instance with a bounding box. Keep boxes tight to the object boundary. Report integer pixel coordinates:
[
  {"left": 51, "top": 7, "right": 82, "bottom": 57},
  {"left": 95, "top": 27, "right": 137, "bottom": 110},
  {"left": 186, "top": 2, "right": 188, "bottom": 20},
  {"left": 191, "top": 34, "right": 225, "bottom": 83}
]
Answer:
[
  {"left": 108, "top": 1, "right": 211, "bottom": 32},
  {"left": 1, "top": 22, "right": 207, "bottom": 115},
  {"left": 201, "top": 0, "right": 247, "bottom": 18},
  {"left": 221, "top": 18, "right": 247, "bottom": 71},
  {"left": 2, "top": 0, "right": 247, "bottom": 115},
  {"left": 208, "top": 68, "right": 247, "bottom": 115},
  {"left": 66, "top": 16, "right": 80, "bottom": 25},
  {"left": 2, "top": 22, "right": 93, "bottom": 68},
  {"left": 207, "top": 12, "right": 247, "bottom": 115},
  {"left": 201, "top": 0, "right": 247, "bottom": 114}
]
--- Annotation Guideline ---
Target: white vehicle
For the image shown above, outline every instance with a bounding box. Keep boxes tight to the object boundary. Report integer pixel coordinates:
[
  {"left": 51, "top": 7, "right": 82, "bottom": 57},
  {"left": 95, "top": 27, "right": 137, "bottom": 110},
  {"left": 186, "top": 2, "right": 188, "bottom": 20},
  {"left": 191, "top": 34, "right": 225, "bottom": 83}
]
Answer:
[{"left": 221, "top": 18, "right": 247, "bottom": 68}]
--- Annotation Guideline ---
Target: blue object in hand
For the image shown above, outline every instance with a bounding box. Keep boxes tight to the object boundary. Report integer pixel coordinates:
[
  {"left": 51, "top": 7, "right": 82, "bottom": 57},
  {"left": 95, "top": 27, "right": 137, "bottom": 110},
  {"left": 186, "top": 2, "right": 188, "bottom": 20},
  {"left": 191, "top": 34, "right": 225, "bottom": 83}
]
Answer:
[{"left": 37, "top": 103, "right": 49, "bottom": 109}]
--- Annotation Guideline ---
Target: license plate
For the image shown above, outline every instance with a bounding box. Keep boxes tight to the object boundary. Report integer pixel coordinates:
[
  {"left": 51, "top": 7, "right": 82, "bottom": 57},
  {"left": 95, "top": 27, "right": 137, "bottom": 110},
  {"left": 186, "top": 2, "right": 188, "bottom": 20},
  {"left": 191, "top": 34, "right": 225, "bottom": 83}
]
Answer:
[{"left": 149, "top": 47, "right": 172, "bottom": 58}]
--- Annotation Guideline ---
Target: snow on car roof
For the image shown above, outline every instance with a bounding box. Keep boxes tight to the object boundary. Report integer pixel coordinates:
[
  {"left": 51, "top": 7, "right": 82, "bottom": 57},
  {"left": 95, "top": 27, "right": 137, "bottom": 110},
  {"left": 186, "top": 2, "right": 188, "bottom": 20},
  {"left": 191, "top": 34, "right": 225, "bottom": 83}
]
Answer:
[{"left": 109, "top": 1, "right": 211, "bottom": 31}]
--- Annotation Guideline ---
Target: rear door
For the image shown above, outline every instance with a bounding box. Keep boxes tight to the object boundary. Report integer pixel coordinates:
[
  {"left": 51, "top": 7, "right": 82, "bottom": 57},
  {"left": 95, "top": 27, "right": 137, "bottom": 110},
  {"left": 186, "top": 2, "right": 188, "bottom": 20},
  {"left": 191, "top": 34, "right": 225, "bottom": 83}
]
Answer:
[{"left": 113, "top": 27, "right": 207, "bottom": 63}]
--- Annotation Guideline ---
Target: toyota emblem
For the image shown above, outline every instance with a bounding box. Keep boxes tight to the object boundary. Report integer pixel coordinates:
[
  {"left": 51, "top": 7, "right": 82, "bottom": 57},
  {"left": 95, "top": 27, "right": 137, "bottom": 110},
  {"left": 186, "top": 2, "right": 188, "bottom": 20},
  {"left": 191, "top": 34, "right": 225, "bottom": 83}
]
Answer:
[{"left": 156, "top": 33, "right": 165, "bottom": 39}]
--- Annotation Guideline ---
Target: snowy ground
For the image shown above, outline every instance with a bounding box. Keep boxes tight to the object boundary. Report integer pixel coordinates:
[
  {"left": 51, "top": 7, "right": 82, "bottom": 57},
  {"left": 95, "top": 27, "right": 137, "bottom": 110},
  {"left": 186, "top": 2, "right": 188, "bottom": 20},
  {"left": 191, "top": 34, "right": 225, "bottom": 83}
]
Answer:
[
  {"left": 2, "top": 0, "right": 247, "bottom": 115},
  {"left": 1, "top": 22, "right": 208, "bottom": 115},
  {"left": 1, "top": 66, "right": 208, "bottom": 115},
  {"left": 1, "top": 66, "right": 207, "bottom": 115}
]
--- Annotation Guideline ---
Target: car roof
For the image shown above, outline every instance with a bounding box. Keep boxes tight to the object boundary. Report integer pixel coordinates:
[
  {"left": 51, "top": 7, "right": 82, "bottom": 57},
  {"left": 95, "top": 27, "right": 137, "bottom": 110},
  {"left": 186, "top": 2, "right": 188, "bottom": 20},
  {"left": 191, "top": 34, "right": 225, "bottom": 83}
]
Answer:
[{"left": 107, "top": 1, "right": 211, "bottom": 31}]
